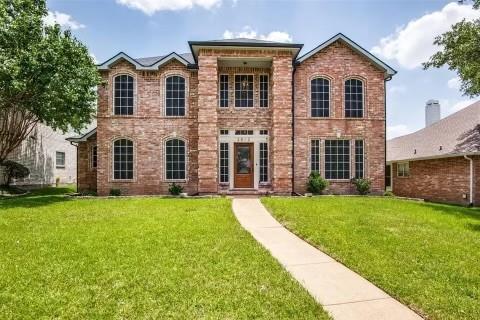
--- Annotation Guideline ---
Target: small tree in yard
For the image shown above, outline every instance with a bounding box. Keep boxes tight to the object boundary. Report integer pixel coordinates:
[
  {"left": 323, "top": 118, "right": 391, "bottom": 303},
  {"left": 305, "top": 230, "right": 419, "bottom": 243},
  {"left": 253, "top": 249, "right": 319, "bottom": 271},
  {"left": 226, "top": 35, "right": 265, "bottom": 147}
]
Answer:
[
  {"left": 0, "top": 0, "right": 100, "bottom": 165},
  {"left": 2, "top": 160, "right": 29, "bottom": 186}
]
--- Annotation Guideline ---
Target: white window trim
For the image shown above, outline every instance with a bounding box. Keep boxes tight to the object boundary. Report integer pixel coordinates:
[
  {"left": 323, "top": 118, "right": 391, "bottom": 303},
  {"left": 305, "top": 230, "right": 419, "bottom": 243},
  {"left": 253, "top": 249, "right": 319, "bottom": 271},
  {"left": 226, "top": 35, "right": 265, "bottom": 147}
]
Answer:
[
  {"left": 259, "top": 141, "right": 270, "bottom": 184},
  {"left": 258, "top": 73, "right": 270, "bottom": 108},
  {"left": 397, "top": 162, "right": 410, "bottom": 177},
  {"left": 218, "top": 74, "right": 229, "bottom": 108},
  {"left": 233, "top": 73, "right": 255, "bottom": 109},
  {"left": 111, "top": 72, "right": 137, "bottom": 116},
  {"left": 219, "top": 141, "right": 230, "bottom": 184},
  {"left": 56, "top": 151, "right": 65, "bottom": 169},
  {"left": 162, "top": 72, "right": 189, "bottom": 117},
  {"left": 163, "top": 137, "right": 188, "bottom": 182}
]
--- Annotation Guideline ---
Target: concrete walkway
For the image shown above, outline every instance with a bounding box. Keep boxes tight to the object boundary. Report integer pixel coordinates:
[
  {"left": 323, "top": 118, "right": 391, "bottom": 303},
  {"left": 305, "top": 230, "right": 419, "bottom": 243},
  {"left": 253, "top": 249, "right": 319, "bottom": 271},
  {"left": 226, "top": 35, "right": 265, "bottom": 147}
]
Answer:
[{"left": 232, "top": 198, "right": 422, "bottom": 320}]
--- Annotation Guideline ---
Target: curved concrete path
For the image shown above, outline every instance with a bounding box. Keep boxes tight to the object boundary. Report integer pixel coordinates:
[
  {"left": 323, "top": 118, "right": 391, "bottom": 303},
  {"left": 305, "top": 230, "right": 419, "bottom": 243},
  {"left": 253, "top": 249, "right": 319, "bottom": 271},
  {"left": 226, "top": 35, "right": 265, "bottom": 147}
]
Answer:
[{"left": 232, "top": 198, "right": 422, "bottom": 320}]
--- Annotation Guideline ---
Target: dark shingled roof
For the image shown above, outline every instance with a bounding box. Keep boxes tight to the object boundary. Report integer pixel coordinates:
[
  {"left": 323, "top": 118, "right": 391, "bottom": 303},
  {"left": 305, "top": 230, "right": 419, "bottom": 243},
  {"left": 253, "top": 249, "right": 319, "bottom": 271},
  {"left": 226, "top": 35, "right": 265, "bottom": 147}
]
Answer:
[
  {"left": 135, "top": 53, "right": 194, "bottom": 66},
  {"left": 387, "top": 101, "right": 480, "bottom": 162}
]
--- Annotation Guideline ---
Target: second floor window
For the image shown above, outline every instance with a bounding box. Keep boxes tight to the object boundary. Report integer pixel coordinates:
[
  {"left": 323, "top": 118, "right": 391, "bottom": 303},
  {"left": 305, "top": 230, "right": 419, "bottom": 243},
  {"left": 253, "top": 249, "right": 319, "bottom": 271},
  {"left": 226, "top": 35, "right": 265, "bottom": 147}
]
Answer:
[
  {"left": 114, "top": 75, "right": 134, "bottom": 115},
  {"left": 219, "top": 75, "right": 229, "bottom": 108},
  {"left": 345, "top": 79, "right": 364, "bottom": 118},
  {"left": 166, "top": 76, "right": 186, "bottom": 116},
  {"left": 259, "top": 75, "right": 269, "bottom": 108},
  {"left": 311, "top": 78, "right": 330, "bottom": 117},
  {"left": 235, "top": 75, "right": 253, "bottom": 108}
]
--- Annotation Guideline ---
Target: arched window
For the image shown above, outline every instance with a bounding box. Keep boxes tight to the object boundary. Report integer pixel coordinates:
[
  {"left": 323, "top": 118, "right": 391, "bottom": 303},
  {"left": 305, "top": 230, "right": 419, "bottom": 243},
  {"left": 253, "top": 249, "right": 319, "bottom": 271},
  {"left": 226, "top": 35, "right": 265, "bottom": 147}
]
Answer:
[
  {"left": 165, "top": 139, "right": 186, "bottom": 180},
  {"left": 345, "top": 79, "right": 364, "bottom": 118},
  {"left": 166, "top": 76, "right": 186, "bottom": 116},
  {"left": 311, "top": 77, "right": 330, "bottom": 117},
  {"left": 113, "top": 139, "right": 133, "bottom": 180},
  {"left": 114, "top": 75, "right": 134, "bottom": 115}
]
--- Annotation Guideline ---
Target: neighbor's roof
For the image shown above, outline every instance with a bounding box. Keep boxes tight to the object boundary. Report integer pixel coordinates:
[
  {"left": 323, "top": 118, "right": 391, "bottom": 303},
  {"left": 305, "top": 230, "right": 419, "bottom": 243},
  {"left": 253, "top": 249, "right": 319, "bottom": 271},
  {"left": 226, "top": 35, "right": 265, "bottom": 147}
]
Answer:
[
  {"left": 387, "top": 101, "right": 480, "bottom": 162},
  {"left": 66, "top": 127, "right": 97, "bottom": 143}
]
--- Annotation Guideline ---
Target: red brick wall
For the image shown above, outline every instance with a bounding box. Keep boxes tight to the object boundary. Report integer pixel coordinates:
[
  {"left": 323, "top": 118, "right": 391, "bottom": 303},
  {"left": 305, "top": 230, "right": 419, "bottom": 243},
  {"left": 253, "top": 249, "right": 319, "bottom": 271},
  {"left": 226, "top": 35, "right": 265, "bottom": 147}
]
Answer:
[
  {"left": 95, "top": 60, "right": 199, "bottom": 196},
  {"left": 392, "top": 156, "right": 474, "bottom": 205},
  {"left": 77, "top": 134, "right": 97, "bottom": 192},
  {"left": 293, "top": 41, "right": 386, "bottom": 194},
  {"left": 472, "top": 155, "right": 480, "bottom": 206}
]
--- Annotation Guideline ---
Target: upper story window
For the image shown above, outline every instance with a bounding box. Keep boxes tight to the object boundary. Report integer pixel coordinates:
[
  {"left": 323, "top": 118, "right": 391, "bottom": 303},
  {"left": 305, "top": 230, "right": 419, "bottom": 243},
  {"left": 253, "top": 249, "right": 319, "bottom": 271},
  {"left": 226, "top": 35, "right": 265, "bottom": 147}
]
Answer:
[
  {"left": 259, "top": 75, "right": 269, "bottom": 108},
  {"left": 56, "top": 151, "right": 65, "bottom": 169},
  {"left": 235, "top": 75, "right": 253, "bottom": 108},
  {"left": 165, "top": 138, "right": 186, "bottom": 180},
  {"left": 114, "top": 74, "right": 134, "bottom": 115},
  {"left": 345, "top": 79, "right": 364, "bottom": 118},
  {"left": 113, "top": 139, "right": 133, "bottom": 180},
  {"left": 219, "top": 75, "right": 229, "bottom": 108},
  {"left": 311, "top": 77, "right": 330, "bottom": 117},
  {"left": 166, "top": 75, "right": 186, "bottom": 116}
]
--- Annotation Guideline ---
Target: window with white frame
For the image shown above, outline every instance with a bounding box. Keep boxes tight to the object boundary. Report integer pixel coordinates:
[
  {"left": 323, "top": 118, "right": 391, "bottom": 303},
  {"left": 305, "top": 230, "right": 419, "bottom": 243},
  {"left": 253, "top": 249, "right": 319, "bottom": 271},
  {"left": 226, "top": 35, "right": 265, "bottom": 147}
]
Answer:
[
  {"left": 325, "top": 140, "right": 350, "bottom": 179},
  {"left": 219, "top": 142, "right": 229, "bottom": 183},
  {"left": 311, "top": 77, "right": 330, "bottom": 117},
  {"left": 91, "top": 146, "right": 97, "bottom": 169},
  {"left": 259, "top": 75, "right": 269, "bottom": 108},
  {"left": 260, "top": 142, "right": 268, "bottom": 183},
  {"left": 310, "top": 139, "right": 320, "bottom": 173},
  {"left": 219, "top": 75, "right": 229, "bottom": 108},
  {"left": 56, "top": 151, "right": 65, "bottom": 169},
  {"left": 354, "top": 140, "right": 364, "bottom": 178},
  {"left": 165, "top": 139, "right": 186, "bottom": 180},
  {"left": 345, "top": 78, "right": 364, "bottom": 118},
  {"left": 113, "top": 139, "right": 133, "bottom": 180},
  {"left": 235, "top": 75, "right": 253, "bottom": 107},
  {"left": 114, "top": 74, "right": 134, "bottom": 115},
  {"left": 397, "top": 162, "right": 409, "bottom": 177},
  {"left": 166, "top": 75, "right": 186, "bottom": 116}
]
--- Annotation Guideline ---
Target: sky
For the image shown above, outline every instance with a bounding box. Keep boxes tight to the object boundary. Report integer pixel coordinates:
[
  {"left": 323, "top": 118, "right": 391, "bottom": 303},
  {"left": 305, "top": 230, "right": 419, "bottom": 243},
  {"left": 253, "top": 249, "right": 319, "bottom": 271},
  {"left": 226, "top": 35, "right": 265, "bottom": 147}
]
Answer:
[{"left": 46, "top": 0, "right": 480, "bottom": 139}]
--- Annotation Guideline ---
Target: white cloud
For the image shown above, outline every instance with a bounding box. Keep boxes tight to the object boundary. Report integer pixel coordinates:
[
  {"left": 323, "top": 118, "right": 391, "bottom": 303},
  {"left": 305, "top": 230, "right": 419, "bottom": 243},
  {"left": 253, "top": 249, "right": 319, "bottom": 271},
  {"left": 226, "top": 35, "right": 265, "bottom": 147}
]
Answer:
[
  {"left": 223, "top": 26, "right": 293, "bottom": 43},
  {"left": 116, "top": 0, "right": 221, "bottom": 15},
  {"left": 388, "top": 85, "right": 406, "bottom": 95},
  {"left": 387, "top": 124, "right": 412, "bottom": 139},
  {"left": 371, "top": 2, "right": 480, "bottom": 69},
  {"left": 44, "top": 11, "right": 85, "bottom": 30},
  {"left": 447, "top": 76, "right": 461, "bottom": 90},
  {"left": 449, "top": 99, "right": 477, "bottom": 113}
]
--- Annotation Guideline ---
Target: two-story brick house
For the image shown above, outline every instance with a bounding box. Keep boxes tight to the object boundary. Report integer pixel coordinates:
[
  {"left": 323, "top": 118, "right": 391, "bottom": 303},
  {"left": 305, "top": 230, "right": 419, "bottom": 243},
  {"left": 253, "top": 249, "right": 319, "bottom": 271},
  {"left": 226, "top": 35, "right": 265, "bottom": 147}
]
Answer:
[{"left": 68, "top": 34, "right": 395, "bottom": 196}]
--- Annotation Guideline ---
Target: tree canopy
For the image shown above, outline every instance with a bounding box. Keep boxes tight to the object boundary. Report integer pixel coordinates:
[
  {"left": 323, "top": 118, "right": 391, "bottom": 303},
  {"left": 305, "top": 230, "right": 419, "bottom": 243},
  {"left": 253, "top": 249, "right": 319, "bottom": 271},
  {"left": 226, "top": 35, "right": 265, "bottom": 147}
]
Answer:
[
  {"left": 424, "top": 0, "right": 480, "bottom": 97},
  {"left": 0, "top": 0, "right": 100, "bottom": 163}
]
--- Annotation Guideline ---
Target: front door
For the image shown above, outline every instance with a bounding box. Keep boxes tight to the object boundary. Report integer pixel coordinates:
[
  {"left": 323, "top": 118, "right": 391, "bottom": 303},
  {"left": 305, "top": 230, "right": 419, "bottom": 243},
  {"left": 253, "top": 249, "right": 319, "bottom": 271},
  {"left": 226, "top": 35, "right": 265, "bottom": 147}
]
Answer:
[{"left": 234, "top": 143, "right": 254, "bottom": 188}]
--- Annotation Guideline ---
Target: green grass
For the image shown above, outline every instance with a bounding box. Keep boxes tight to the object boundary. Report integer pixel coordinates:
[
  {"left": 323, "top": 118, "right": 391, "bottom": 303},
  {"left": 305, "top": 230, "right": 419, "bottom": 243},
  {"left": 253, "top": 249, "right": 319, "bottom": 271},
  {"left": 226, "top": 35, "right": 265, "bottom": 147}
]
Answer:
[
  {"left": 262, "top": 197, "right": 480, "bottom": 320},
  {"left": 0, "top": 195, "right": 327, "bottom": 319}
]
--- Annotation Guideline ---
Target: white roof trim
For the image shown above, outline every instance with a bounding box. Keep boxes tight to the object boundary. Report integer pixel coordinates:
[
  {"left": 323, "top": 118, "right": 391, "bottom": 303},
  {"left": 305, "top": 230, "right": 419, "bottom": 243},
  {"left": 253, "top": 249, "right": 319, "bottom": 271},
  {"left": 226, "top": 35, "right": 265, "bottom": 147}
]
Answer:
[
  {"left": 97, "top": 52, "right": 190, "bottom": 71},
  {"left": 296, "top": 33, "right": 396, "bottom": 78},
  {"left": 66, "top": 128, "right": 97, "bottom": 142}
]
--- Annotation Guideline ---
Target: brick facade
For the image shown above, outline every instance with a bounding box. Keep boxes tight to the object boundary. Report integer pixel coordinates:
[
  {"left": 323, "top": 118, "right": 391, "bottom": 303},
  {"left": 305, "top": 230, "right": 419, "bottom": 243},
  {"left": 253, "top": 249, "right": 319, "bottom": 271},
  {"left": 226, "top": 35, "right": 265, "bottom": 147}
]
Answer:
[
  {"left": 75, "top": 36, "right": 390, "bottom": 196},
  {"left": 391, "top": 156, "right": 480, "bottom": 206}
]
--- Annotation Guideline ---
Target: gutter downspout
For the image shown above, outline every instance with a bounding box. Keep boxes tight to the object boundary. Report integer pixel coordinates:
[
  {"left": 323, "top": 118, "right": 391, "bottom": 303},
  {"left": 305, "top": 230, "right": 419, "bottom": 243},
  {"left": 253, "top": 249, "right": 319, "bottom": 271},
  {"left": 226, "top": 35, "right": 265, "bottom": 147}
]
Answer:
[
  {"left": 291, "top": 62, "right": 297, "bottom": 195},
  {"left": 464, "top": 154, "right": 474, "bottom": 206},
  {"left": 69, "top": 141, "right": 79, "bottom": 193}
]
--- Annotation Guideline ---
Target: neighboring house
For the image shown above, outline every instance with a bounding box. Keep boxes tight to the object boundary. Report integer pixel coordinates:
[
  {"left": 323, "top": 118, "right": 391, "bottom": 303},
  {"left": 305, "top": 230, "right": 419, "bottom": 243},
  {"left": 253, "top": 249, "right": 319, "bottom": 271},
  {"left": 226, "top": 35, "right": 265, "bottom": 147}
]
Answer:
[
  {"left": 68, "top": 33, "right": 396, "bottom": 196},
  {"left": 1, "top": 124, "right": 76, "bottom": 187},
  {"left": 387, "top": 100, "right": 480, "bottom": 206}
]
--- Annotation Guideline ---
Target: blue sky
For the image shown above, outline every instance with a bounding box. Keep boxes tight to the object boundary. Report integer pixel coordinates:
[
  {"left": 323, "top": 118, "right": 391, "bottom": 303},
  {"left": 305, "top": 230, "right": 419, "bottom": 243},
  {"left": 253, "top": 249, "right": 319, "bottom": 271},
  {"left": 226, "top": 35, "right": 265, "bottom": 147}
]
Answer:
[{"left": 47, "top": 0, "right": 480, "bottom": 138}]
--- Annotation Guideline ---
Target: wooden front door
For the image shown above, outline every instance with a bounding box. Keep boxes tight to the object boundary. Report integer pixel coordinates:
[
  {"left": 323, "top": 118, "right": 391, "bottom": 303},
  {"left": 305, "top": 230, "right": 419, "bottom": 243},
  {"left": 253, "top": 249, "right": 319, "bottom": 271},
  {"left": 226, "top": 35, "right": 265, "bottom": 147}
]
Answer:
[{"left": 234, "top": 143, "right": 254, "bottom": 188}]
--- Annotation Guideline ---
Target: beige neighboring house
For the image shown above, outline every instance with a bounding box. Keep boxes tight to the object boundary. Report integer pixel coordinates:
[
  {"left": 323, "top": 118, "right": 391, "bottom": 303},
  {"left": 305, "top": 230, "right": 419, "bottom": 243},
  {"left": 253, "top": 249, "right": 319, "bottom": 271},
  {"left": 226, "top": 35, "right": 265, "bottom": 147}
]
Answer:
[{"left": 1, "top": 123, "right": 77, "bottom": 187}]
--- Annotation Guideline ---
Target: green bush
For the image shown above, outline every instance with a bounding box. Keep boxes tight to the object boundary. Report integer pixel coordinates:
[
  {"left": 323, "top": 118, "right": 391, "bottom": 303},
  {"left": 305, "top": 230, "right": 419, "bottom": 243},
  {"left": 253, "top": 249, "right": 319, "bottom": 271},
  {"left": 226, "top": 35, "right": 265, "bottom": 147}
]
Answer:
[
  {"left": 168, "top": 183, "right": 184, "bottom": 196},
  {"left": 1, "top": 161, "right": 30, "bottom": 186},
  {"left": 383, "top": 190, "right": 394, "bottom": 197},
  {"left": 109, "top": 188, "right": 121, "bottom": 196},
  {"left": 306, "top": 172, "right": 329, "bottom": 194},
  {"left": 352, "top": 178, "right": 371, "bottom": 195}
]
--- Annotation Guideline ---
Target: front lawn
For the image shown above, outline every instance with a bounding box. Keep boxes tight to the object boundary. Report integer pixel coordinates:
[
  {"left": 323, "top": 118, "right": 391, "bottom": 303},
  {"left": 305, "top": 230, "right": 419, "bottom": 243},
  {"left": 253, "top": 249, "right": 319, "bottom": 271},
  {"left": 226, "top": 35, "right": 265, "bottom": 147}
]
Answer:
[
  {"left": 261, "top": 197, "right": 480, "bottom": 320},
  {"left": 0, "top": 195, "right": 327, "bottom": 319}
]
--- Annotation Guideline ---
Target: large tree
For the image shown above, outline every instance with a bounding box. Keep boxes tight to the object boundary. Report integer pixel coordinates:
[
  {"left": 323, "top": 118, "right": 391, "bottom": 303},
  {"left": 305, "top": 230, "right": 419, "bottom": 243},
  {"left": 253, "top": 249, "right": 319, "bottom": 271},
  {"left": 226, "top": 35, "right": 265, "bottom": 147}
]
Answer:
[
  {"left": 424, "top": 0, "right": 480, "bottom": 97},
  {"left": 0, "top": 0, "right": 100, "bottom": 163}
]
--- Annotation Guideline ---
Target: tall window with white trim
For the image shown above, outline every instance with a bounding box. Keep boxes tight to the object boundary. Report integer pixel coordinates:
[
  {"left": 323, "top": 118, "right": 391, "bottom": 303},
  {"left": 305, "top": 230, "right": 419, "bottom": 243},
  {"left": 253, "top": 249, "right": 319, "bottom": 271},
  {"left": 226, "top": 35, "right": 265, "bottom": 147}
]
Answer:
[
  {"left": 235, "top": 75, "right": 253, "bottom": 107},
  {"left": 114, "top": 75, "right": 134, "bottom": 115},
  {"left": 325, "top": 140, "right": 350, "bottom": 179},
  {"left": 166, "top": 76, "right": 186, "bottom": 116},
  {"left": 345, "top": 79, "right": 364, "bottom": 118},
  {"left": 259, "top": 142, "right": 268, "bottom": 182},
  {"left": 113, "top": 139, "right": 133, "bottom": 180},
  {"left": 259, "top": 75, "right": 269, "bottom": 108},
  {"left": 166, "top": 139, "right": 186, "bottom": 180},
  {"left": 310, "top": 139, "right": 320, "bottom": 173},
  {"left": 311, "top": 78, "right": 330, "bottom": 117},
  {"left": 219, "top": 75, "right": 229, "bottom": 108},
  {"left": 355, "top": 140, "right": 364, "bottom": 178},
  {"left": 397, "top": 162, "right": 409, "bottom": 177},
  {"left": 219, "top": 142, "right": 229, "bottom": 183}
]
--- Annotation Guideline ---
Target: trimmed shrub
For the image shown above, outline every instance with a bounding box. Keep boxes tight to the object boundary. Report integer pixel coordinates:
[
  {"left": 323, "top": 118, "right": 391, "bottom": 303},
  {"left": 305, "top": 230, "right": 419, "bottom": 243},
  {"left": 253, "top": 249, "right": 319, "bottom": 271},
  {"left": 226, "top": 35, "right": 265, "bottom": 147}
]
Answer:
[
  {"left": 306, "top": 171, "right": 329, "bottom": 194},
  {"left": 109, "top": 188, "right": 121, "bottom": 196},
  {"left": 168, "top": 183, "right": 184, "bottom": 196},
  {"left": 352, "top": 178, "right": 371, "bottom": 195},
  {"left": 1, "top": 161, "right": 29, "bottom": 186}
]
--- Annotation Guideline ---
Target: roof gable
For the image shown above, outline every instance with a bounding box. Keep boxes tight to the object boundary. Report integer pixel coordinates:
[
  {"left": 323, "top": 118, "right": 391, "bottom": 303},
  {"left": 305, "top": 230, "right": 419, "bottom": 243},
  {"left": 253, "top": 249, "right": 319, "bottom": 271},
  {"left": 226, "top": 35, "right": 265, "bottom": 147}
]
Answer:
[
  {"left": 97, "top": 52, "right": 193, "bottom": 71},
  {"left": 296, "top": 33, "right": 396, "bottom": 79}
]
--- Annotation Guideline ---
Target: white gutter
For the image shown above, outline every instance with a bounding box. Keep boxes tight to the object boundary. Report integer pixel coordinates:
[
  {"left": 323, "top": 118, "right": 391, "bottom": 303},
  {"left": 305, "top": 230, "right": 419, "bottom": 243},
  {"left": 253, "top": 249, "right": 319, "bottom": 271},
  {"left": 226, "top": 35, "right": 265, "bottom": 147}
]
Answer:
[{"left": 464, "top": 155, "right": 474, "bottom": 206}]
